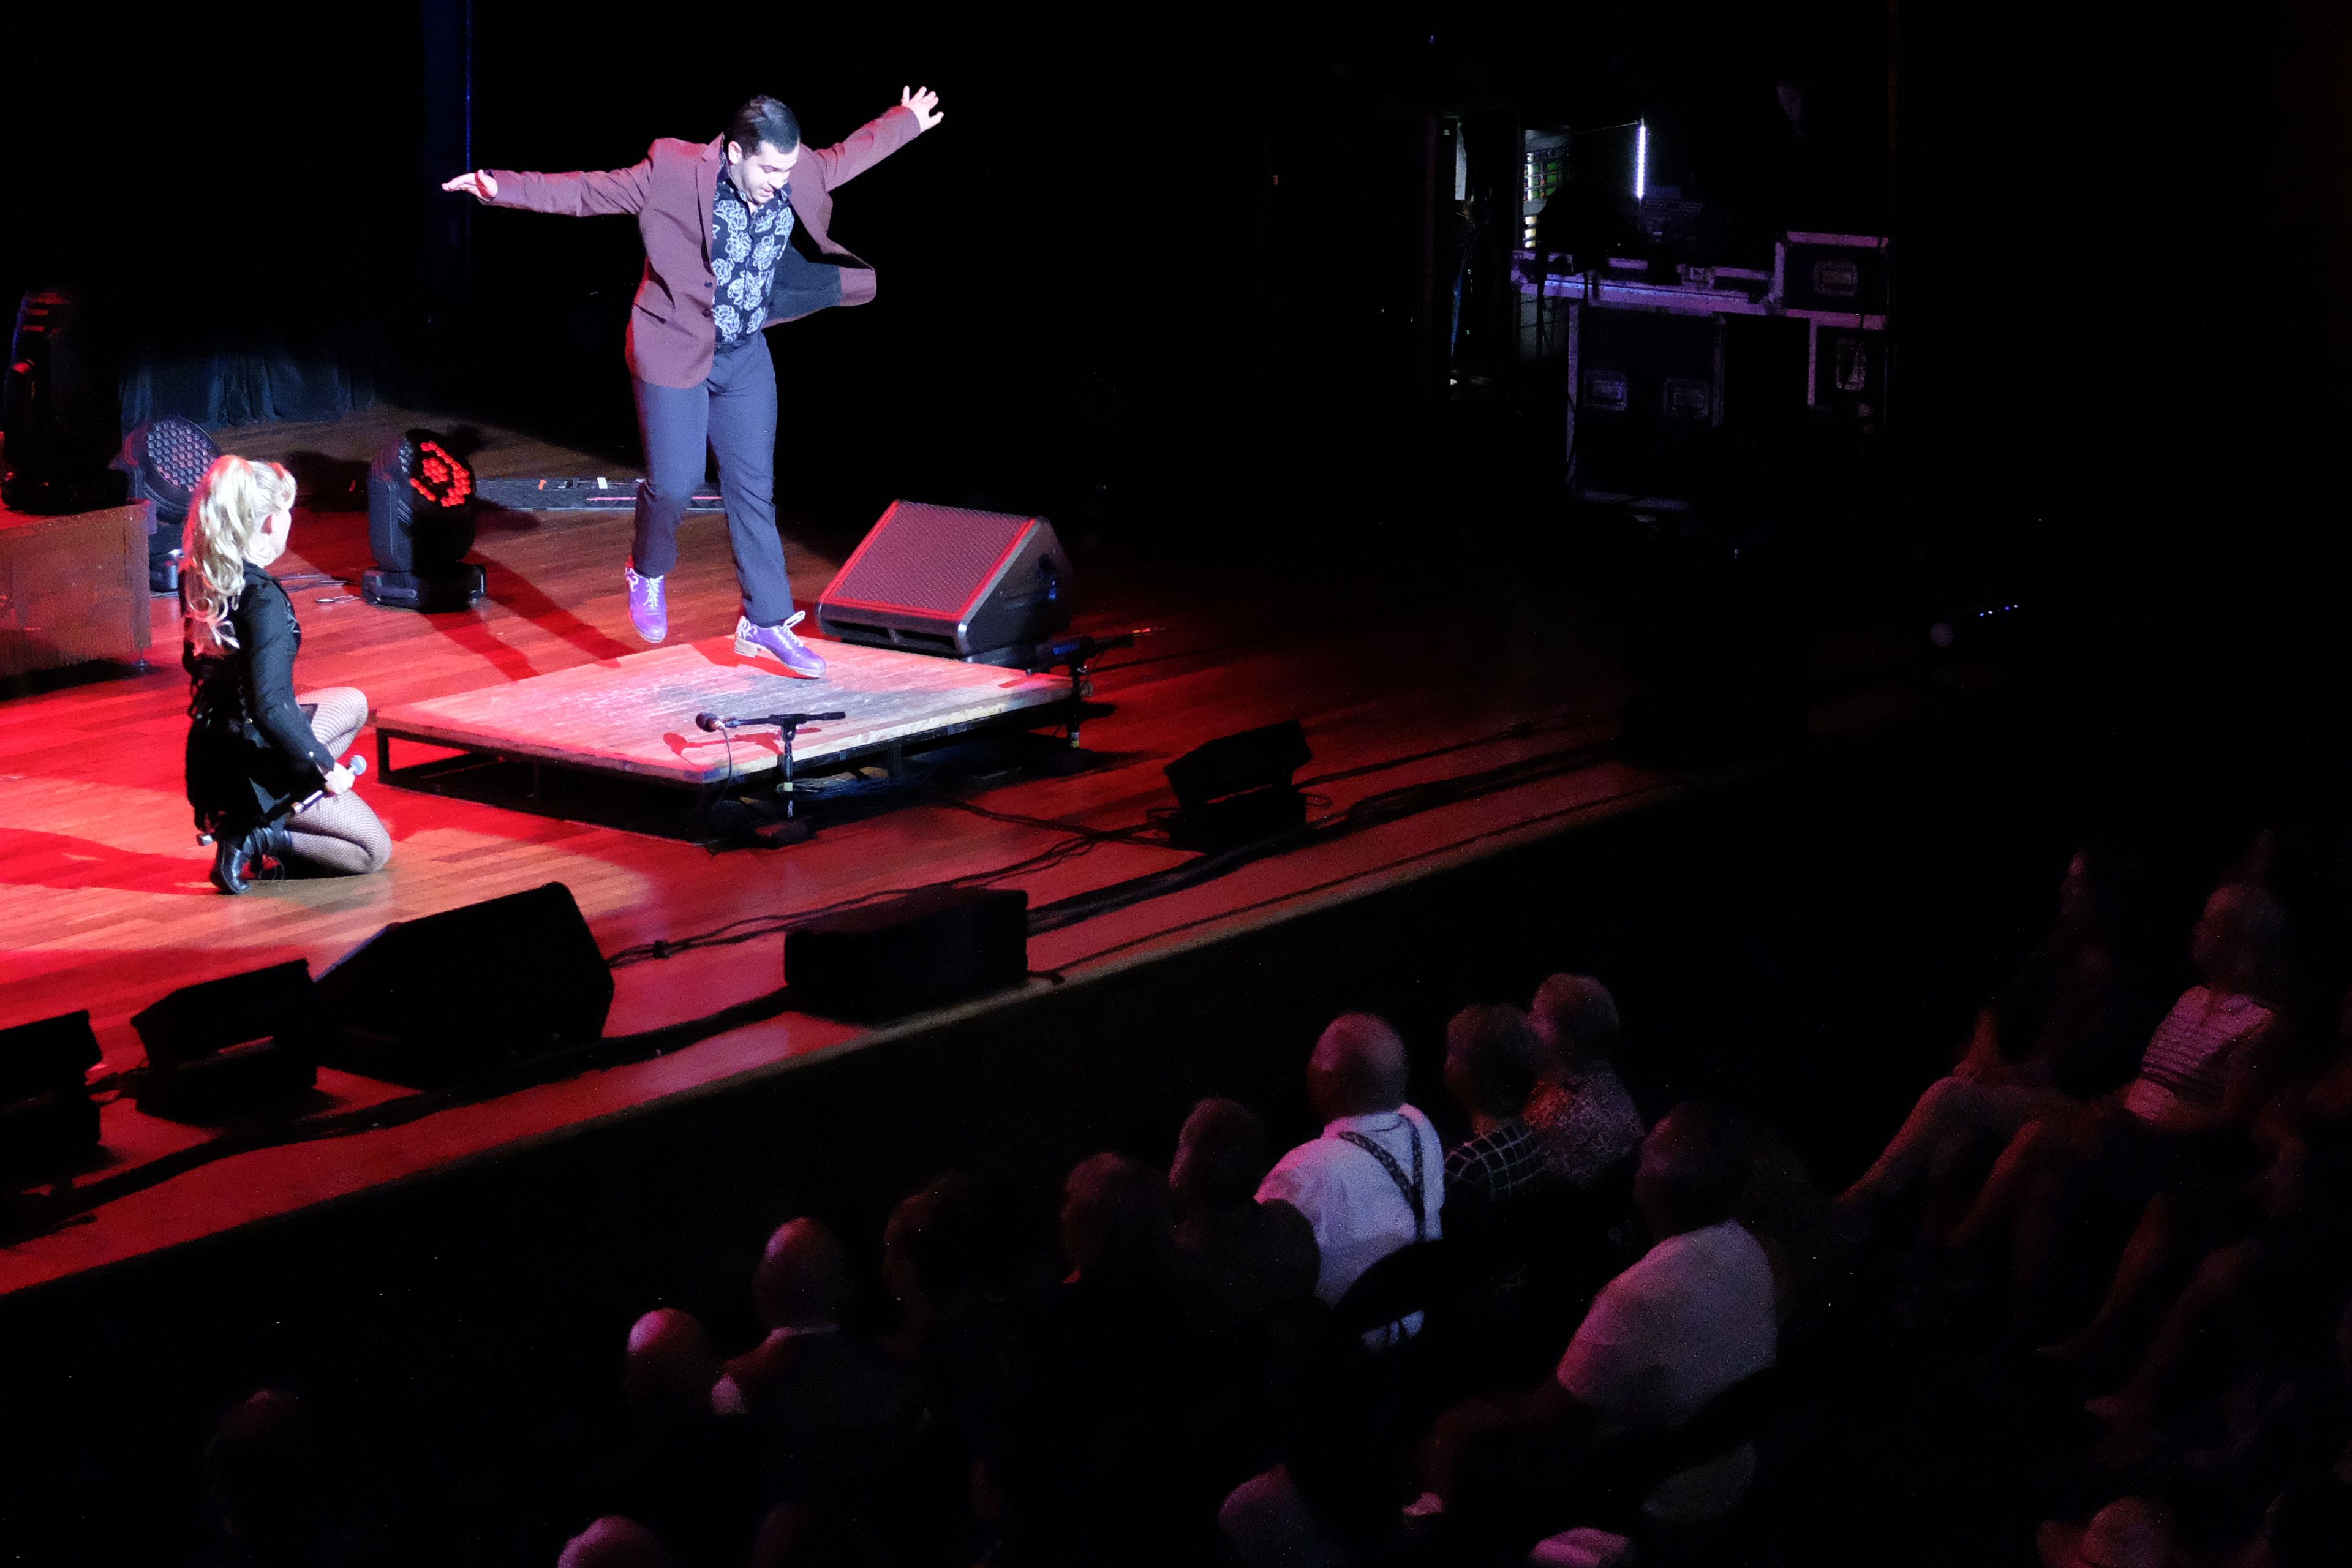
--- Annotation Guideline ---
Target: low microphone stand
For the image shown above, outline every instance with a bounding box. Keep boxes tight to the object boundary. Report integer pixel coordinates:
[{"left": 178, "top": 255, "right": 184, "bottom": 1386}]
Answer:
[
  {"left": 773, "top": 717, "right": 809, "bottom": 821},
  {"left": 1035, "top": 630, "right": 1145, "bottom": 750},
  {"left": 706, "top": 710, "right": 845, "bottom": 845},
  {"left": 1062, "top": 652, "right": 1095, "bottom": 749}
]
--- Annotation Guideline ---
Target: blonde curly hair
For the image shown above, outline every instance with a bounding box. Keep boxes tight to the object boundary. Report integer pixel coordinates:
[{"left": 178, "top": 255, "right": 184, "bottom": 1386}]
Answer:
[{"left": 182, "top": 455, "right": 296, "bottom": 658}]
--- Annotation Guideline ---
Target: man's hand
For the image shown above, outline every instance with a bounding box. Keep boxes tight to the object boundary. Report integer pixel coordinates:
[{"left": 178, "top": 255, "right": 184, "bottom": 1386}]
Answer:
[
  {"left": 900, "top": 86, "right": 944, "bottom": 132},
  {"left": 441, "top": 170, "right": 499, "bottom": 201},
  {"left": 321, "top": 764, "right": 356, "bottom": 797}
]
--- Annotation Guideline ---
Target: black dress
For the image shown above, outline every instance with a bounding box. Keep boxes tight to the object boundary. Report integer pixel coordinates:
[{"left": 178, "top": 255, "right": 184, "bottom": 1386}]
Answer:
[{"left": 184, "top": 561, "right": 337, "bottom": 837}]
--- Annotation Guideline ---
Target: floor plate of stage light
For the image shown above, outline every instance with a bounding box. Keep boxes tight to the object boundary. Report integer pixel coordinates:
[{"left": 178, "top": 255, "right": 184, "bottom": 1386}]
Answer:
[{"left": 374, "top": 636, "right": 1071, "bottom": 788}]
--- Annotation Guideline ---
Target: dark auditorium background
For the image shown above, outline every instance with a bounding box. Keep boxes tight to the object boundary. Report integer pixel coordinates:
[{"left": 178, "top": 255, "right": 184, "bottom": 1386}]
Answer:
[
  {"left": 10, "top": 1, "right": 2350, "bottom": 562},
  {"left": 10, "top": 1, "right": 2352, "bottom": 1564}
]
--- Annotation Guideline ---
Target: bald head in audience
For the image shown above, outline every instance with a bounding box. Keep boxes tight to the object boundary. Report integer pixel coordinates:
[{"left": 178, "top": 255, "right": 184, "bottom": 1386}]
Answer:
[
  {"left": 753, "top": 1217, "right": 854, "bottom": 1332},
  {"left": 622, "top": 1308, "right": 720, "bottom": 1431},
  {"left": 1306, "top": 1013, "right": 1410, "bottom": 1123},
  {"left": 557, "top": 1516, "right": 676, "bottom": 1568},
  {"left": 715, "top": 1217, "right": 861, "bottom": 1413},
  {"left": 204, "top": 1387, "right": 325, "bottom": 1544}
]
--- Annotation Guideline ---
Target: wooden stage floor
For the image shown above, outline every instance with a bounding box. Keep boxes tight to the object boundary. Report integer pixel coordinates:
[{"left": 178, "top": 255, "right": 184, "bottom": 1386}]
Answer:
[{"left": 0, "top": 407, "right": 1898, "bottom": 1295}]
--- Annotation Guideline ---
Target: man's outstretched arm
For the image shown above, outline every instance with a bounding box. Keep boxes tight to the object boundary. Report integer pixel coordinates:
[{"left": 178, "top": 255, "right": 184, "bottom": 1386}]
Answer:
[
  {"left": 804, "top": 86, "right": 943, "bottom": 191},
  {"left": 441, "top": 154, "right": 654, "bottom": 217}
]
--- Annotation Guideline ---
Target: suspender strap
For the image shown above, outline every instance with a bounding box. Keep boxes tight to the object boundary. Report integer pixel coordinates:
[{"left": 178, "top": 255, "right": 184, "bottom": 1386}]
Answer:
[{"left": 1338, "top": 1120, "right": 1427, "bottom": 1240}]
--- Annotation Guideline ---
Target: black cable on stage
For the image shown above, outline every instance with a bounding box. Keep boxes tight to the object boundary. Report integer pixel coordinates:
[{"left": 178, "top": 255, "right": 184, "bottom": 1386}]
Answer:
[
  {"left": 1044, "top": 777, "right": 1667, "bottom": 973},
  {"left": 917, "top": 788, "right": 1169, "bottom": 848},
  {"left": 614, "top": 706, "right": 1616, "bottom": 968},
  {"left": 610, "top": 827, "right": 1119, "bottom": 968},
  {"left": 1026, "top": 735, "right": 1618, "bottom": 936}
]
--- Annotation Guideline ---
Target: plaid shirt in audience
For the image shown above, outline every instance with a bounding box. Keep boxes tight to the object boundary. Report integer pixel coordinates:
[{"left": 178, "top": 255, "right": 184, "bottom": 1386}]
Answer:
[{"left": 1444, "top": 1118, "right": 1549, "bottom": 1204}]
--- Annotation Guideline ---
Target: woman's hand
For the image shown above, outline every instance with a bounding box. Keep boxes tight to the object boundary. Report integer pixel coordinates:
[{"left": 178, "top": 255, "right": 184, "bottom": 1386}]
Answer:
[
  {"left": 322, "top": 764, "right": 357, "bottom": 796},
  {"left": 442, "top": 170, "right": 499, "bottom": 201},
  {"left": 900, "top": 86, "right": 944, "bottom": 132}
]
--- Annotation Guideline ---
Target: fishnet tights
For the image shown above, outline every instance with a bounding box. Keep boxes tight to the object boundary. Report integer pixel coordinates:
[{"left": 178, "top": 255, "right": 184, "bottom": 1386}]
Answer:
[{"left": 283, "top": 687, "right": 391, "bottom": 875}]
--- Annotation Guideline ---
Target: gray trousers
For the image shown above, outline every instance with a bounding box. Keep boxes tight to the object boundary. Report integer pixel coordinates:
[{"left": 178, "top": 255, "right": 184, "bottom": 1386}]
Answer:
[{"left": 630, "top": 330, "right": 792, "bottom": 625}]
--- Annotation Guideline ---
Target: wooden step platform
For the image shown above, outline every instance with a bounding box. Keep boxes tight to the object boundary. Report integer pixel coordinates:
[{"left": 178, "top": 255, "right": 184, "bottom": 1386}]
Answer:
[{"left": 374, "top": 634, "right": 1076, "bottom": 832}]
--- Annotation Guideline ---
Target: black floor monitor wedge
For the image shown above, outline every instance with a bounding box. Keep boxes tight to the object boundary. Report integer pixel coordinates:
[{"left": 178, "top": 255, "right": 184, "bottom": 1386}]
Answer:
[
  {"left": 316, "top": 882, "right": 614, "bottom": 1088},
  {"left": 786, "top": 887, "right": 1029, "bottom": 1023},
  {"left": 0, "top": 1010, "right": 103, "bottom": 1175},
  {"left": 130, "top": 960, "right": 320, "bottom": 1118}
]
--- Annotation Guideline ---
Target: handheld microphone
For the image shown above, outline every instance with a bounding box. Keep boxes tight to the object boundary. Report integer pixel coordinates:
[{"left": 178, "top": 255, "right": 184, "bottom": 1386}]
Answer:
[
  {"left": 284, "top": 756, "right": 367, "bottom": 823},
  {"left": 196, "top": 754, "right": 368, "bottom": 845},
  {"left": 288, "top": 755, "right": 367, "bottom": 817}
]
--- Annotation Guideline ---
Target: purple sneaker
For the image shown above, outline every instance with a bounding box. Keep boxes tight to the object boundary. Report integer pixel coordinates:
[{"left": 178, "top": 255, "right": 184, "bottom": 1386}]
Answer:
[
  {"left": 624, "top": 560, "right": 667, "bottom": 643},
  {"left": 734, "top": 611, "right": 827, "bottom": 679}
]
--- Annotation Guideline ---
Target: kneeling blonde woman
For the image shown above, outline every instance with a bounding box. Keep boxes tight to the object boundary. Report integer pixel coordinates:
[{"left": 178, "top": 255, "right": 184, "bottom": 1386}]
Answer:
[{"left": 182, "top": 455, "right": 390, "bottom": 892}]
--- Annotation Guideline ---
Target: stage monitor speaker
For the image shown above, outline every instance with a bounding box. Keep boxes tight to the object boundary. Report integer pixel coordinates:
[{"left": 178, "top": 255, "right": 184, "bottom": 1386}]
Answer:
[
  {"left": 816, "top": 500, "right": 1072, "bottom": 666},
  {"left": 1163, "top": 720, "right": 1312, "bottom": 851},
  {"left": 1165, "top": 720, "right": 1311, "bottom": 813},
  {"left": 129, "top": 959, "right": 319, "bottom": 1117},
  {"left": 315, "top": 881, "right": 614, "bottom": 1088},
  {"left": 0, "top": 1009, "right": 102, "bottom": 1174},
  {"left": 786, "top": 886, "right": 1028, "bottom": 1023}
]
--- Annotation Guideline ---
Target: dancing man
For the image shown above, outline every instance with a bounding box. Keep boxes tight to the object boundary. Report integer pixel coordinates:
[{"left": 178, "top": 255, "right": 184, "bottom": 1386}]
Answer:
[{"left": 442, "top": 87, "right": 944, "bottom": 675}]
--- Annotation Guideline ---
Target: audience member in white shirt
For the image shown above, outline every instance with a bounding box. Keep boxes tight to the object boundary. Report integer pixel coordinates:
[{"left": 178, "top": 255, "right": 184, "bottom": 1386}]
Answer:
[
  {"left": 1256, "top": 1012, "right": 1447, "bottom": 1308},
  {"left": 1417, "top": 1102, "right": 1779, "bottom": 1529}
]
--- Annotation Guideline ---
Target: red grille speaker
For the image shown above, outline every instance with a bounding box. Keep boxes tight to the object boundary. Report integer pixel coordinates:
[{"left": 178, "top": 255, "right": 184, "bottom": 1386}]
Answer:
[{"left": 816, "top": 500, "right": 1072, "bottom": 665}]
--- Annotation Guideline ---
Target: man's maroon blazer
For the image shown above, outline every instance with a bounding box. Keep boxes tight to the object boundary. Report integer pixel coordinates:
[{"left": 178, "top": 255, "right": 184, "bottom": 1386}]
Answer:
[{"left": 482, "top": 105, "right": 922, "bottom": 389}]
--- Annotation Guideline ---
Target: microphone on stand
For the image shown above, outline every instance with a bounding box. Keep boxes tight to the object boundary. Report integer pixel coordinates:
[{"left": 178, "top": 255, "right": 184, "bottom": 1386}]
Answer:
[
  {"left": 695, "top": 710, "right": 850, "bottom": 837},
  {"left": 697, "top": 710, "right": 846, "bottom": 732},
  {"left": 1033, "top": 627, "right": 1152, "bottom": 669}
]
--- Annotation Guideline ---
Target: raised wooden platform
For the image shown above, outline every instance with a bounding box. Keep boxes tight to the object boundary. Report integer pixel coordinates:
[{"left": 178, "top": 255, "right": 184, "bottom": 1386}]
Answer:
[{"left": 375, "top": 634, "right": 1074, "bottom": 831}]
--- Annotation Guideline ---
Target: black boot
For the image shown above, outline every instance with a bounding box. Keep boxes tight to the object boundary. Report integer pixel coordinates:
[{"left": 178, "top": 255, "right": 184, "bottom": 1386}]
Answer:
[{"left": 211, "top": 823, "right": 296, "bottom": 895}]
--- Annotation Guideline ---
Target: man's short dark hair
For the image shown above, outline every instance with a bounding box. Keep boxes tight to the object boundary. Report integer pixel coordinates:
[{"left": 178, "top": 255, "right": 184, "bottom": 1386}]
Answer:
[
  {"left": 1531, "top": 974, "right": 1621, "bottom": 1066},
  {"left": 728, "top": 95, "right": 802, "bottom": 156},
  {"left": 1447, "top": 1004, "right": 1540, "bottom": 1117},
  {"left": 1061, "top": 1152, "right": 1174, "bottom": 1285},
  {"left": 1173, "top": 1098, "right": 1272, "bottom": 1210},
  {"left": 1643, "top": 1102, "right": 1751, "bottom": 1232},
  {"left": 884, "top": 1173, "right": 989, "bottom": 1302}
]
